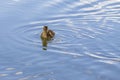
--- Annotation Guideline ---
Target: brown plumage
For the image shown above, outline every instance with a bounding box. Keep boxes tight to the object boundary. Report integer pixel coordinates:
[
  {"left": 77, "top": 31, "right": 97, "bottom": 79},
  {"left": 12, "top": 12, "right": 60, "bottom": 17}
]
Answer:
[{"left": 41, "top": 26, "right": 55, "bottom": 40}]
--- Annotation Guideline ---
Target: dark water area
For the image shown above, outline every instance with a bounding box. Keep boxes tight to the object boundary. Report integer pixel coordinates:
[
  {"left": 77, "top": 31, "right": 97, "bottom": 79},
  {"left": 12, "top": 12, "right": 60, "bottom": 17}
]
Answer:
[{"left": 0, "top": 0, "right": 120, "bottom": 80}]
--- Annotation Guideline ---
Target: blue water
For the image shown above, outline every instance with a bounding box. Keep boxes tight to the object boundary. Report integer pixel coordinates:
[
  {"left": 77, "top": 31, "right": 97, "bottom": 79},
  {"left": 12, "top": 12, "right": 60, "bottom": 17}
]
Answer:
[{"left": 0, "top": 0, "right": 120, "bottom": 80}]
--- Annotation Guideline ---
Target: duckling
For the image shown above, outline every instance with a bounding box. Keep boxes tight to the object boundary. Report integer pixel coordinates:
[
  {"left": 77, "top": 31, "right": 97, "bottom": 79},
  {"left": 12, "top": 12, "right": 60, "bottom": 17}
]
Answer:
[
  {"left": 41, "top": 26, "right": 55, "bottom": 40},
  {"left": 41, "top": 26, "right": 55, "bottom": 50}
]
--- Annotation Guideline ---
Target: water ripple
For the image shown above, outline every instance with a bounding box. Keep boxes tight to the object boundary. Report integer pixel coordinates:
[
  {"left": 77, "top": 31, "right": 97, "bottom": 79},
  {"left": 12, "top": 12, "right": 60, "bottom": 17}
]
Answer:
[{"left": 2, "top": 0, "right": 120, "bottom": 79}]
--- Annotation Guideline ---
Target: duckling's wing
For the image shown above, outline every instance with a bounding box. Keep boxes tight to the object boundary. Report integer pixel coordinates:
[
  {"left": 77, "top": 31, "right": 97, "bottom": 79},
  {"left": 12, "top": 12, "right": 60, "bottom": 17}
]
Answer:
[{"left": 48, "top": 30, "right": 55, "bottom": 38}]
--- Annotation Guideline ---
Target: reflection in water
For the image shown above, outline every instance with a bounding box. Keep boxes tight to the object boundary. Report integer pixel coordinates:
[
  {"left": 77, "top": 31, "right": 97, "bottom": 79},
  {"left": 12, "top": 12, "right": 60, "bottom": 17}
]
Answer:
[
  {"left": 41, "top": 38, "right": 48, "bottom": 50},
  {"left": 41, "top": 38, "right": 54, "bottom": 50}
]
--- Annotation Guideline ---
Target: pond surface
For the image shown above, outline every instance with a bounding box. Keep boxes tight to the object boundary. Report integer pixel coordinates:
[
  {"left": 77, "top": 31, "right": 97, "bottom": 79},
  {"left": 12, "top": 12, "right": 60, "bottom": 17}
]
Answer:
[{"left": 0, "top": 0, "right": 120, "bottom": 80}]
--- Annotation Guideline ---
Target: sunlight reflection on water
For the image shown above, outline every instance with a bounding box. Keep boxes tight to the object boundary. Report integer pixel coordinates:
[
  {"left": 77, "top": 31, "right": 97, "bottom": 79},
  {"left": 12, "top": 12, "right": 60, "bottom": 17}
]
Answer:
[{"left": 0, "top": 0, "right": 120, "bottom": 80}]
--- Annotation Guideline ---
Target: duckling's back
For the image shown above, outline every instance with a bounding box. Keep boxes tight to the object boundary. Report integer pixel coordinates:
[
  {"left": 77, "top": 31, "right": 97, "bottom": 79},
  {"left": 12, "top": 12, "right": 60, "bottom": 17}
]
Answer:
[{"left": 47, "top": 30, "right": 55, "bottom": 38}]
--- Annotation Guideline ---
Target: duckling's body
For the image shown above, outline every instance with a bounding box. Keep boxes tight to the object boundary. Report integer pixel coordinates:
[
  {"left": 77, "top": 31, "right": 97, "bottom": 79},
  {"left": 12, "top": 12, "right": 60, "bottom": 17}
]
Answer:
[
  {"left": 41, "top": 26, "right": 55, "bottom": 40},
  {"left": 41, "top": 26, "right": 55, "bottom": 50}
]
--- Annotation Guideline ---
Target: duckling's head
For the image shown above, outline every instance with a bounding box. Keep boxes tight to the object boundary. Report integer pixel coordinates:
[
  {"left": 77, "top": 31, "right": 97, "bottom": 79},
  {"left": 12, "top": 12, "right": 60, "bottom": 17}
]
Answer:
[{"left": 43, "top": 26, "right": 48, "bottom": 31}]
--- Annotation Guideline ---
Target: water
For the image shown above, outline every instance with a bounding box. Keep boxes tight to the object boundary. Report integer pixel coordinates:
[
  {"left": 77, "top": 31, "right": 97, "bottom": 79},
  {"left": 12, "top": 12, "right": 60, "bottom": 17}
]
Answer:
[{"left": 0, "top": 0, "right": 120, "bottom": 80}]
